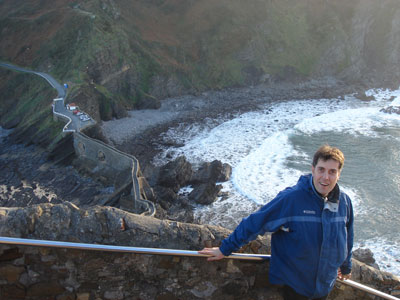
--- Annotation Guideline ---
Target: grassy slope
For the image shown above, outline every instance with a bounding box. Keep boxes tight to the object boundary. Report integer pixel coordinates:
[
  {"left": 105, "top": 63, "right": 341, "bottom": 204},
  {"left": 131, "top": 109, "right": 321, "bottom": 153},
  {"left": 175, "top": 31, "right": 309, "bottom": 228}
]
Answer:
[
  {"left": 0, "top": 69, "right": 64, "bottom": 147},
  {"left": 1, "top": 0, "right": 398, "bottom": 148},
  {"left": 1, "top": 0, "right": 354, "bottom": 94},
  {"left": 119, "top": 0, "right": 353, "bottom": 88}
]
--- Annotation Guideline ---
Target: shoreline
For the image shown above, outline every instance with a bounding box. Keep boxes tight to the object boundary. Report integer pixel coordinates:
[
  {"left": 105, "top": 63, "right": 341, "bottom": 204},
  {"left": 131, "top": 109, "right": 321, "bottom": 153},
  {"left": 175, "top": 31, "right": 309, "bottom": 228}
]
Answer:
[{"left": 103, "top": 78, "right": 363, "bottom": 167}]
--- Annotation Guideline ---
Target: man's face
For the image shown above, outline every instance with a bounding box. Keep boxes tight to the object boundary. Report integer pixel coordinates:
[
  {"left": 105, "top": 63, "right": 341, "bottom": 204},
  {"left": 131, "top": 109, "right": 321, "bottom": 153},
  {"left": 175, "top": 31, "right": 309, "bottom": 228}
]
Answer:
[{"left": 311, "top": 158, "right": 341, "bottom": 197}]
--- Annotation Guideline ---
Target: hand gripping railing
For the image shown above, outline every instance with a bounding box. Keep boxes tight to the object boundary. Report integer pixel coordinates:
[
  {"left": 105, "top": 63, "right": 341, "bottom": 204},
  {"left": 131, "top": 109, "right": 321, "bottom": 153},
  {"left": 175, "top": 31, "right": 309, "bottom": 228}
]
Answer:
[{"left": 0, "top": 237, "right": 398, "bottom": 300}]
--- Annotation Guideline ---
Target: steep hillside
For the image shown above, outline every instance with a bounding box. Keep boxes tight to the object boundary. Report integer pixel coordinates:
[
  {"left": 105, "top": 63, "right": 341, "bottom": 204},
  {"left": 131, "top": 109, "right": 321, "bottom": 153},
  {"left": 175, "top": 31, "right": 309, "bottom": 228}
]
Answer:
[
  {"left": 1, "top": 0, "right": 400, "bottom": 147},
  {"left": 0, "top": 69, "right": 64, "bottom": 147}
]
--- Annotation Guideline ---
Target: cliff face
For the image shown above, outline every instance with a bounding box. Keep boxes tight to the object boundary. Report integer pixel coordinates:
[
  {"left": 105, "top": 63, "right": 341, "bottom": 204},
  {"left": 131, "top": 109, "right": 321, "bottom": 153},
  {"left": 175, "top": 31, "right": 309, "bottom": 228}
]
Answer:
[
  {"left": 334, "top": 0, "right": 400, "bottom": 87},
  {"left": 1, "top": 0, "right": 400, "bottom": 132}
]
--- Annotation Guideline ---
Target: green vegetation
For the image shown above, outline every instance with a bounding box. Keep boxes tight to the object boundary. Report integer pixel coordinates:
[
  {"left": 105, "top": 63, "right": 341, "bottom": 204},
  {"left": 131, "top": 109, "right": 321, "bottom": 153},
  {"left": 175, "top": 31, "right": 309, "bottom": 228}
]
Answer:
[
  {"left": 364, "top": 1, "right": 398, "bottom": 68},
  {"left": 0, "top": 71, "right": 64, "bottom": 146},
  {"left": 1, "top": 0, "right": 399, "bottom": 148},
  {"left": 34, "top": 14, "right": 93, "bottom": 80}
]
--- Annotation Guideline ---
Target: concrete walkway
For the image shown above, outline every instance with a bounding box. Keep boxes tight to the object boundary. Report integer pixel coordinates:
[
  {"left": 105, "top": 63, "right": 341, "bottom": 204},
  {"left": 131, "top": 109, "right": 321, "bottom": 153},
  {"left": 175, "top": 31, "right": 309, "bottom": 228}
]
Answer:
[
  {"left": 0, "top": 61, "right": 95, "bottom": 132},
  {"left": 0, "top": 61, "right": 155, "bottom": 216}
]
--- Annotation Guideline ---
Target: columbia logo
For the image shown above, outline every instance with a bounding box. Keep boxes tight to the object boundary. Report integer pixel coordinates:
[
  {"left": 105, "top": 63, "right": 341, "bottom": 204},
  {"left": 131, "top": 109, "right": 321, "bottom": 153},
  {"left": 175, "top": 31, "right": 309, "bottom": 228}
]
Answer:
[{"left": 303, "top": 210, "right": 316, "bottom": 214}]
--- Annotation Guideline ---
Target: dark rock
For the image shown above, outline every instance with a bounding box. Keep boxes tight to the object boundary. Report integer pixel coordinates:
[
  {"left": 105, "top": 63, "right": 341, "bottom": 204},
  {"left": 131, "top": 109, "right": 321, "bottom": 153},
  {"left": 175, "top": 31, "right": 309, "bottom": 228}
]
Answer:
[
  {"left": 154, "top": 186, "right": 177, "bottom": 210},
  {"left": 190, "top": 160, "right": 232, "bottom": 184},
  {"left": 166, "top": 203, "right": 194, "bottom": 223},
  {"left": 81, "top": 124, "right": 109, "bottom": 144},
  {"left": 356, "top": 91, "right": 375, "bottom": 101},
  {"left": 380, "top": 106, "right": 400, "bottom": 114},
  {"left": 111, "top": 101, "right": 128, "bottom": 119},
  {"left": 56, "top": 292, "right": 76, "bottom": 300},
  {"left": 156, "top": 292, "right": 179, "bottom": 300},
  {"left": 353, "top": 248, "right": 380, "bottom": 270},
  {"left": 158, "top": 156, "right": 193, "bottom": 192},
  {"left": 27, "top": 281, "right": 65, "bottom": 297},
  {"left": 1, "top": 284, "right": 26, "bottom": 299},
  {"left": 221, "top": 278, "right": 249, "bottom": 296},
  {"left": 0, "top": 264, "right": 25, "bottom": 282},
  {"left": 189, "top": 182, "right": 222, "bottom": 205},
  {"left": 321, "top": 89, "right": 339, "bottom": 99},
  {"left": 136, "top": 93, "right": 161, "bottom": 110},
  {"left": 149, "top": 75, "right": 187, "bottom": 100},
  {"left": 0, "top": 248, "right": 23, "bottom": 262}
]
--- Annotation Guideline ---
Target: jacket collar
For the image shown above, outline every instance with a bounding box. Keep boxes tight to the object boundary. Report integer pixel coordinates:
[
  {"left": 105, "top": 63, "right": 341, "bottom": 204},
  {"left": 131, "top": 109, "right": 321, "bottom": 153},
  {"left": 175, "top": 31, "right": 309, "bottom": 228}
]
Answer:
[
  {"left": 309, "top": 175, "right": 340, "bottom": 212},
  {"left": 309, "top": 174, "right": 340, "bottom": 203},
  {"left": 327, "top": 183, "right": 340, "bottom": 204}
]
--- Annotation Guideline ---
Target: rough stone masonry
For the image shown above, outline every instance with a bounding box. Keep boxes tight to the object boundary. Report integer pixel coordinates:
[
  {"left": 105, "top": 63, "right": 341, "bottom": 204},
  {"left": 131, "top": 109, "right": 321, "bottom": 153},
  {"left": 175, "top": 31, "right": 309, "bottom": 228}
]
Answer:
[{"left": 1, "top": 203, "right": 400, "bottom": 300}]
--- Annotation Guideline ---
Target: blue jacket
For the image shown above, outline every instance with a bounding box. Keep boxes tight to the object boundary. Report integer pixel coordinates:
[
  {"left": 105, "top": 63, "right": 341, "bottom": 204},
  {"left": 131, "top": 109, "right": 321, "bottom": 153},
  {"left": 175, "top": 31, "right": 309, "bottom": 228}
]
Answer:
[{"left": 220, "top": 174, "right": 354, "bottom": 299}]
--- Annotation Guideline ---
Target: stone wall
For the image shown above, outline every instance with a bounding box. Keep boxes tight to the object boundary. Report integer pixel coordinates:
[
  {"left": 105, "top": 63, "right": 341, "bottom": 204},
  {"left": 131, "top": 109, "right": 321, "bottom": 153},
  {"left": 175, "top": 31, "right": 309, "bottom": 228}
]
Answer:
[
  {"left": 73, "top": 132, "right": 134, "bottom": 182},
  {"left": 72, "top": 132, "right": 155, "bottom": 215},
  {"left": 1, "top": 203, "right": 399, "bottom": 300}
]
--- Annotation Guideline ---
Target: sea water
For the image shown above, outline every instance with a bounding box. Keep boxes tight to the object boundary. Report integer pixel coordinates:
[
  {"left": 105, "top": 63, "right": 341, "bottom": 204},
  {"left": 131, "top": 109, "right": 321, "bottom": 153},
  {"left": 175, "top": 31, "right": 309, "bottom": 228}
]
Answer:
[{"left": 154, "top": 87, "right": 400, "bottom": 276}]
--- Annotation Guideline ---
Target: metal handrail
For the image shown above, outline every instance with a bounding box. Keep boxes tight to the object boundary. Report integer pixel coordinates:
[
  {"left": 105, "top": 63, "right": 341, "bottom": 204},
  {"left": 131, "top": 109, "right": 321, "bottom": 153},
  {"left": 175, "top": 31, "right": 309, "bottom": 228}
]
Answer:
[
  {"left": 0, "top": 237, "right": 398, "bottom": 300},
  {"left": 0, "top": 237, "right": 267, "bottom": 260},
  {"left": 336, "top": 278, "right": 399, "bottom": 300}
]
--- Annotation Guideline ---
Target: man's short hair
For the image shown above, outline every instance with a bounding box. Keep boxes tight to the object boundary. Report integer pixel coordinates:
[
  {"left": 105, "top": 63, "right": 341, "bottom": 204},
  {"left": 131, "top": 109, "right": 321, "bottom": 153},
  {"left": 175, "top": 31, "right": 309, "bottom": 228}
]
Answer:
[{"left": 312, "top": 145, "right": 345, "bottom": 171}]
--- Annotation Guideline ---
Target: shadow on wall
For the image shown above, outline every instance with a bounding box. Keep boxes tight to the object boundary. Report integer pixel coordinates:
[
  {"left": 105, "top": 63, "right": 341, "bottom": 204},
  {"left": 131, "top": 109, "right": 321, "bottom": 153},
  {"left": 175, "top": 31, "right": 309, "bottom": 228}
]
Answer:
[{"left": 72, "top": 131, "right": 155, "bottom": 216}]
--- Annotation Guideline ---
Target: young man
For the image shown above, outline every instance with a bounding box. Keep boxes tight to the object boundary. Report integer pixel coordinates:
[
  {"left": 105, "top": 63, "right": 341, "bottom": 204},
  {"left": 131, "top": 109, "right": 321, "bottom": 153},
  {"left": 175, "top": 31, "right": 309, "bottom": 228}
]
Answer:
[{"left": 199, "top": 145, "right": 354, "bottom": 300}]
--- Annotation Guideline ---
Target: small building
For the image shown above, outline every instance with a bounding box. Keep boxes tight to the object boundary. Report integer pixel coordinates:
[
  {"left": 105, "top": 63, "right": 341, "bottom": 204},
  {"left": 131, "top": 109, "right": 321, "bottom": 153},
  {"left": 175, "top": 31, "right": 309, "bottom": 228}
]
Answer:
[{"left": 67, "top": 103, "right": 78, "bottom": 111}]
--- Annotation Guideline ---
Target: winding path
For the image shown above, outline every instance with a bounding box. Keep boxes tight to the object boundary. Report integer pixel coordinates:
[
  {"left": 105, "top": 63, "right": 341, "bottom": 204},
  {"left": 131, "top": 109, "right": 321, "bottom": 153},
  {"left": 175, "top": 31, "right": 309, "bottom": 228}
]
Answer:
[{"left": 0, "top": 61, "right": 155, "bottom": 216}]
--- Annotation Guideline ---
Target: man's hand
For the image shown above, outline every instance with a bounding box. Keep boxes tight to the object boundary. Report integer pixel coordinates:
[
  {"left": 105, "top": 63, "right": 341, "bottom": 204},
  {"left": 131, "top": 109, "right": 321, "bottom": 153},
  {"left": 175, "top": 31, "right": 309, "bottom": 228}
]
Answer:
[
  {"left": 198, "top": 247, "right": 225, "bottom": 261},
  {"left": 337, "top": 269, "right": 351, "bottom": 280}
]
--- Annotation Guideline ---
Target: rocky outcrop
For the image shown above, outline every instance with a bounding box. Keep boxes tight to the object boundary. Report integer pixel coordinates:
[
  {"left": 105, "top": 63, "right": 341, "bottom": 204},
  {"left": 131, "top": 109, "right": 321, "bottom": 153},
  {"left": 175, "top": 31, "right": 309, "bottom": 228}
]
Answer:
[
  {"left": 153, "top": 156, "right": 194, "bottom": 220},
  {"left": 189, "top": 183, "right": 223, "bottom": 205},
  {"left": 154, "top": 157, "right": 232, "bottom": 218},
  {"left": 188, "top": 160, "right": 232, "bottom": 205},
  {"left": 0, "top": 137, "right": 113, "bottom": 208},
  {"left": 356, "top": 91, "right": 375, "bottom": 101},
  {"left": 190, "top": 160, "right": 232, "bottom": 184},
  {"left": 353, "top": 248, "right": 380, "bottom": 270},
  {"left": 1, "top": 203, "right": 400, "bottom": 300},
  {"left": 157, "top": 156, "right": 193, "bottom": 193},
  {"left": 380, "top": 106, "right": 400, "bottom": 114}
]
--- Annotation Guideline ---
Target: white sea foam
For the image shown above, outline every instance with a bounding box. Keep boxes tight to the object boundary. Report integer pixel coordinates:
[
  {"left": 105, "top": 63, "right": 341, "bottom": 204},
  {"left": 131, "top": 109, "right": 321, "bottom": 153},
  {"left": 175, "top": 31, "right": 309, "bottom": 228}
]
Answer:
[
  {"left": 365, "top": 87, "right": 400, "bottom": 102},
  {"left": 154, "top": 98, "right": 351, "bottom": 166},
  {"left": 193, "top": 181, "right": 260, "bottom": 230},
  {"left": 232, "top": 130, "right": 302, "bottom": 204},
  {"left": 295, "top": 107, "right": 400, "bottom": 137},
  {"left": 178, "top": 185, "right": 194, "bottom": 195},
  {"left": 340, "top": 186, "right": 363, "bottom": 216},
  {"left": 295, "top": 108, "right": 377, "bottom": 136},
  {"left": 392, "top": 96, "right": 400, "bottom": 106},
  {"left": 355, "top": 237, "right": 400, "bottom": 276}
]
